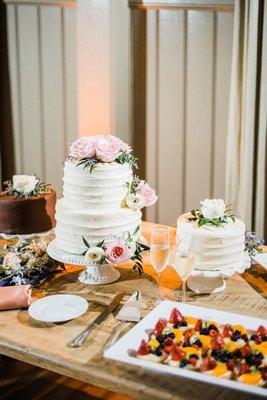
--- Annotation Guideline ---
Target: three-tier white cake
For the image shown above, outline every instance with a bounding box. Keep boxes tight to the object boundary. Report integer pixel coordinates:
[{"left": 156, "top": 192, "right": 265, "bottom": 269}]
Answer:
[{"left": 55, "top": 135, "right": 157, "bottom": 257}]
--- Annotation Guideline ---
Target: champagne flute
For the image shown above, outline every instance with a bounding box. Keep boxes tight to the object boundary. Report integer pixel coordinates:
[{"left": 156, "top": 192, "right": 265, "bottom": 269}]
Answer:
[
  {"left": 150, "top": 226, "right": 170, "bottom": 303},
  {"left": 174, "top": 250, "right": 194, "bottom": 303}
]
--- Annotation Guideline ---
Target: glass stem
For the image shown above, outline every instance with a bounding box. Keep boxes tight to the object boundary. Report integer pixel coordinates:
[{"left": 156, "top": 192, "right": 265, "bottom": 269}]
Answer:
[
  {"left": 182, "top": 278, "right": 187, "bottom": 303},
  {"left": 158, "top": 271, "right": 162, "bottom": 301}
]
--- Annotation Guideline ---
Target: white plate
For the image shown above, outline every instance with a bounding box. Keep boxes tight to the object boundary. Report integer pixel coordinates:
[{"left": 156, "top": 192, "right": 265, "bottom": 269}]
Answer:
[
  {"left": 28, "top": 294, "right": 88, "bottom": 323},
  {"left": 253, "top": 253, "right": 267, "bottom": 270},
  {"left": 104, "top": 301, "right": 267, "bottom": 397}
]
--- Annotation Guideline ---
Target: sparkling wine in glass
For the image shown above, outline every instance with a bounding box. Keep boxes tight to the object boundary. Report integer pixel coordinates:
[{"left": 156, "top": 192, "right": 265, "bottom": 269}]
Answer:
[
  {"left": 174, "top": 250, "right": 194, "bottom": 303},
  {"left": 150, "top": 226, "right": 170, "bottom": 303}
]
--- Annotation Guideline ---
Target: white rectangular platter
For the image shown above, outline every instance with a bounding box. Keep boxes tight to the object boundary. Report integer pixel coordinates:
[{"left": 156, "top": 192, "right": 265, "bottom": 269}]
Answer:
[{"left": 104, "top": 301, "right": 267, "bottom": 397}]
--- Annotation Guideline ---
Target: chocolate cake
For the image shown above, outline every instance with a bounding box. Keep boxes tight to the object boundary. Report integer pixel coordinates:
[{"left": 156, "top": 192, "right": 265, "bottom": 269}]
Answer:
[{"left": 0, "top": 189, "right": 56, "bottom": 234}]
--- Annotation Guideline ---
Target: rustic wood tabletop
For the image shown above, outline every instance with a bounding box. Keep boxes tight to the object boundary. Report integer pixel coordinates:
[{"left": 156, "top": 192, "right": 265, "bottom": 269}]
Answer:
[{"left": 0, "top": 221, "right": 266, "bottom": 400}]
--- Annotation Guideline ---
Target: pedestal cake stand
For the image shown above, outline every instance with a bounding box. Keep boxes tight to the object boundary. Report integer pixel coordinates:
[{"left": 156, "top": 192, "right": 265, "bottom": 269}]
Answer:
[
  {"left": 187, "top": 253, "right": 251, "bottom": 294},
  {"left": 47, "top": 239, "right": 120, "bottom": 285}
]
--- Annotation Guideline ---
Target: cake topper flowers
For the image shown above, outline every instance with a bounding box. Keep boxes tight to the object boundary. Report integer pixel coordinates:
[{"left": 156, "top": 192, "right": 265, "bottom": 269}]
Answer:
[
  {"left": 188, "top": 199, "right": 235, "bottom": 228},
  {"left": 1, "top": 175, "right": 51, "bottom": 198},
  {"left": 68, "top": 135, "right": 137, "bottom": 172}
]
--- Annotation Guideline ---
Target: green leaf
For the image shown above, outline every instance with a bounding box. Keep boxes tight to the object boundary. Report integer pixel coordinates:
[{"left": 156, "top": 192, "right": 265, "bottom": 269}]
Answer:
[
  {"left": 82, "top": 237, "right": 90, "bottom": 248},
  {"left": 97, "top": 239, "right": 105, "bottom": 248}
]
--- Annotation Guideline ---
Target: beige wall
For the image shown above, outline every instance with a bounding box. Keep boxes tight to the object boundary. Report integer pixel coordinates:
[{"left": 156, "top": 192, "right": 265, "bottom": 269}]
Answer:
[
  {"left": 142, "top": 4, "right": 234, "bottom": 225},
  {"left": 5, "top": 0, "right": 234, "bottom": 225}
]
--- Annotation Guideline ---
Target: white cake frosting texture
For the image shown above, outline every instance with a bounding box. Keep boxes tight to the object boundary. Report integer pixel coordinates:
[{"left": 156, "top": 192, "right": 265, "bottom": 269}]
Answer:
[
  {"left": 55, "top": 135, "right": 157, "bottom": 258},
  {"left": 56, "top": 161, "right": 141, "bottom": 254},
  {"left": 177, "top": 213, "right": 246, "bottom": 271}
]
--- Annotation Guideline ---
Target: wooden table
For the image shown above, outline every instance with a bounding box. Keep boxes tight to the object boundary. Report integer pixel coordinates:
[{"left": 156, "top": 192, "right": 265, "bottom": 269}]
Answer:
[{"left": 0, "top": 222, "right": 266, "bottom": 400}]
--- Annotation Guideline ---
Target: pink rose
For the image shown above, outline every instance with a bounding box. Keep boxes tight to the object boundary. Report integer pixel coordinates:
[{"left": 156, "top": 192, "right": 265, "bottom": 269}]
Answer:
[
  {"left": 3, "top": 252, "right": 21, "bottom": 271},
  {"left": 110, "top": 135, "right": 132, "bottom": 154},
  {"left": 105, "top": 240, "right": 131, "bottom": 264},
  {"left": 69, "top": 137, "right": 96, "bottom": 159},
  {"left": 95, "top": 136, "right": 121, "bottom": 162},
  {"left": 138, "top": 181, "right": 158, "bottom": 206}
]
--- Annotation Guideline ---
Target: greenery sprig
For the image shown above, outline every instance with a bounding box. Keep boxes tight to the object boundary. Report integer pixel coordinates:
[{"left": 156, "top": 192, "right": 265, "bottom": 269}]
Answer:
[
  {"left": 67, "top": 151, "right": 138, "bottom": 174},
  {"left": 188, "top": 204, "right": 235, "bottom": 228}
]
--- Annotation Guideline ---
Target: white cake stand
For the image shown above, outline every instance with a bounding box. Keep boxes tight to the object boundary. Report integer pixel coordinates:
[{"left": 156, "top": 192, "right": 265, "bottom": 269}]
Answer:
[
  {"left": 186, "top": 253, "right": 251, "bottom": 294},
  {"left": 47, "top": 239, "right": 120, "bottom": 285}
]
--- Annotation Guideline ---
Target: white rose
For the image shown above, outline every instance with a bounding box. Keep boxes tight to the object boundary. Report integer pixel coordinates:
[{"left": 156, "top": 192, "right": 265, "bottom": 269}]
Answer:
[
  {"left": 84, "top": 247, "right": 105, "bottom": 263},
  {"left": 3, "top": 252, "right": 21, "bottom": 272},
  {"left": 13, "top": 175, "right": 39, "bottom": 195},
  {"left": 125, "top": 193, "right": 145, "bottom": 210},
  {"left": 200, "top": 199, "right": 226, "bottom": 220}
]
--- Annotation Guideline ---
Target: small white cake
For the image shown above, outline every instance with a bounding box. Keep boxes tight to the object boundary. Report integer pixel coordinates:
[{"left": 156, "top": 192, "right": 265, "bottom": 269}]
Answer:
[{"left": 177, "top": 199, "right": 246, "bottom": 272}]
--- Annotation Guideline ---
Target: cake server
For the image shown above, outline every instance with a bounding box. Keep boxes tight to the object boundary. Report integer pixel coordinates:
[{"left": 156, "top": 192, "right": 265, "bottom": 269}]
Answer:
[
  {"left": 68, "top": 292, "right": 125, "bottom": 348},
  {"left": 103, "top": 291, "right": 141, "bottom": 352}
]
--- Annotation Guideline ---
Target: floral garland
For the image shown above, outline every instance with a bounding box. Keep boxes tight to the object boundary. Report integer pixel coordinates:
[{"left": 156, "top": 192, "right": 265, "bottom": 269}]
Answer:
[
  {"left": 82, "top": 227, "right": 149, "bottom": 276},
  {"left": 188, "top": 199, "right": 235, "bottom": 228},
  {"left": 67, "top": 135, "right": 138, "bottom": 172},
  {"left": 1, "top": 175, "right": 51, "bottom": 199},
  {"left": 0, "top": 238, "right": 64, "bottom": 286}
]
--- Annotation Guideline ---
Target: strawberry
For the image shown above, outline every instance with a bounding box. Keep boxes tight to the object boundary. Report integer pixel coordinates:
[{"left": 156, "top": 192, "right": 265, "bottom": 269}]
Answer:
[
  {"left": 137, "top": 339, "right": 151, "bottom": 355},
  {"left": 240, "top": 362, "right": 250, "bottom": 375},
  {"left": 164, "top": 337, "right": 173, "bottom": 347},
  {"left": 170, "top": 345, "right": 185, "bottom": 361},
  {"left": 201, "top": 356, "right": 216, "bottom": 371},
  {"left": 209, "top": 329, "right": 218, "bottom": 337},
  {"left": 154, "top": 319, "right": 167, "bottom": 335},
  {"left": 195, "top": 319, "right": 202, "bottom": 332},
  {"left": 256, "top": 325, "right": 267, "bottom": 337},
  {"left": 169, "top": 308, "right": 183, "bottom": 324},
  {"left": 211, "top": 335, "right": 225, "bottom": 350},
  {"left": 226, "top": 359, "right": 236, "bottom": 371},
  {"left": 222, "top": 324, "right": 233, "bottom": 338},
  {"left": 240, "top": 344, "right": 252, "bottom": 357},
  {"left": 189, "top": 356, "right": 198, "bottom": 367}
]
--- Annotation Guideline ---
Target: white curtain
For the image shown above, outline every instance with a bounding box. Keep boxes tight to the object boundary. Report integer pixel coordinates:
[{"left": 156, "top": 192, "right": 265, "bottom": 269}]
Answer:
[{"left": 226, "top": 0, "right": 267, "bottom": 237}]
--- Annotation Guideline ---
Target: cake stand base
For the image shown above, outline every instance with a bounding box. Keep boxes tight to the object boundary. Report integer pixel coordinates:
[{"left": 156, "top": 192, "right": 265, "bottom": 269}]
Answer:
[
  {"left": 187, "top": 275, "right": 226, "bottom": 294},
  {"left": 78, "top": 264, "right": 120, "bottom": 285},
  {"left": 47, "top": 239, "right": 120, "bottom": 285}
]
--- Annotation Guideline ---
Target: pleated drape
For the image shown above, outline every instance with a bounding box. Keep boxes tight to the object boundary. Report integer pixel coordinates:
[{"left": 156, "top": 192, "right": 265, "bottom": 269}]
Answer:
[{"left": 226, "top": 0, "right": 267, "bottom": 238}]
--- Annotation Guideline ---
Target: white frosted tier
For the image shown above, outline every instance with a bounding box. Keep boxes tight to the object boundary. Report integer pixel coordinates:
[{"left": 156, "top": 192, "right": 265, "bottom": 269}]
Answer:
[
  {"left": 55, "top": 161, "right": 142, "bottom": 255},
  {"left": 177, "top": 214, "right": 246, "bottom": 271},
  {"left": 62, "top": 160, "right": 132, "bottom": 211}
]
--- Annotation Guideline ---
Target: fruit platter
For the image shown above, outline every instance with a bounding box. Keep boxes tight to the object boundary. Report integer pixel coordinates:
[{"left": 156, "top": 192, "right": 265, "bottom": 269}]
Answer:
[{"left": 104, "top": 301, "right": 267, "bottom": 397}]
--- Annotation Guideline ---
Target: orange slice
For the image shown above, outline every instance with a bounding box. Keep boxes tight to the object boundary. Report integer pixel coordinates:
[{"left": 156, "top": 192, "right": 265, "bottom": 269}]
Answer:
[
  {"left": 173, "top": 329, "right": 184, "bottom": 343},
  {"left": 199, "top": 335, "right": 212, "bottom": 350},
  {"left": 239, "top": 372, "right": 262, "bottom": 385},
  {"left": 185, "top": 316, "right": 198, "bottom": 326},
  {"left": 226, "top": 341, "right": 239, "bottom": 352},
  {"left": 183, "top": 346, "right": 200, "bottom": 357},
  {"left": 212, "top": 363, "right": 228, "bottom": 377},
  {"left": 232, "top": 324, "right": 247, "bottom": 335}
]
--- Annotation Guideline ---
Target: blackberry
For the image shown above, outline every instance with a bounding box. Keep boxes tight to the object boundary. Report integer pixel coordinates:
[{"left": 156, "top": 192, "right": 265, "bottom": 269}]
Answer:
[
  {"left": 262, "top": 336, "right": 267, "bottom": 342},
  {"left": 200, "top": 328, "right": 210, "bottom": 335},
  {"left": 174, "top": 321, "right": 188, "bottom": 328},
  {"left": 180, "top": 358, "right": 188, "bottom": 368},
  {"left": 189, "top": 354, "right": 199, "bottom": 360},
  {"left": 241, "top": 334, "right": 249, "bottom": 342},
  {"left": 193, "top": 339, "right": 203, "bottom": 348},
  {"left": 233, "top": 349, "right": 242, "bottom": 358},
  {"left": 208, "top": 324, "right": 219, "bottom": 332},
  {"left": 245, "top": 354, "right": 263, "bottom": 366},
  {"left": 168, "top": 332, "right": 175, "bottom": 339},
  {"left": 183, "top": 341, "right": 191, "bottom": 347},
  {"left": 211, "top": 349, "right": 222, "bottom": 358},
  {"left": 231, "top": 331, "right": 242, "bottom": 341},
  {"left": 152, "top": 348, "right": 163, "bottom": 356},
  {"left": 250, "top": 334, "right": 257, "bottom": 341},
  {"left": 156, "top": 335, "right": 165, "bottom": 343}
]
